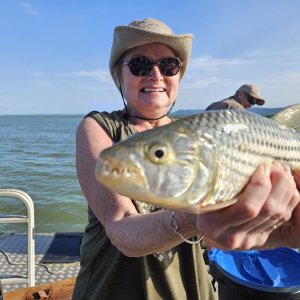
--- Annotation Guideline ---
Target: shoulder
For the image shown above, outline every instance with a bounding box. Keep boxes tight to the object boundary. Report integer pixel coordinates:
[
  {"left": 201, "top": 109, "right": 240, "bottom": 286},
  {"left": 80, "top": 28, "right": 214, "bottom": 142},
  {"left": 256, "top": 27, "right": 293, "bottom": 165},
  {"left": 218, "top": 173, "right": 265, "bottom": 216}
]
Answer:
[
  {"left": 83, "top": 110, "right": 124, "bottom": 140},
  {"left": 223, "top": 98, "right": 245, "bottom": 110},
  {"left": 76, "top": 115, "right": 112, "bottom": 147},
  {"left": 205, "top": 101, "right": 230, "bottom": 111},
  {"left": 206, "top": 96, "right": 245, "bottom": 111},
  {"left": 85, "top": 110, "right": 124, "bottom": 127},
  {"left": 80, "top": 110, "right": 135, "bottom": 143},
  {"left": 78, "top": 110, "right": 123, "bottom": 136}
]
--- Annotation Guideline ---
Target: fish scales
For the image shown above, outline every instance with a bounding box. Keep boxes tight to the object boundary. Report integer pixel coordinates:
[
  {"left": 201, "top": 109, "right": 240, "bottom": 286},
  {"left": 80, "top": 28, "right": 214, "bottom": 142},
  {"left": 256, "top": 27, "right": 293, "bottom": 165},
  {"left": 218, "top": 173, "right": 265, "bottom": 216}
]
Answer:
[
  {"left": 96, "top": 109, "right": 300, "bottom": 212},
  {"left": 179, "top": 112, "right": 291, "bottom": 206},
  {"left": 188, "top": 111, "right": 300, "bottom": 208}
]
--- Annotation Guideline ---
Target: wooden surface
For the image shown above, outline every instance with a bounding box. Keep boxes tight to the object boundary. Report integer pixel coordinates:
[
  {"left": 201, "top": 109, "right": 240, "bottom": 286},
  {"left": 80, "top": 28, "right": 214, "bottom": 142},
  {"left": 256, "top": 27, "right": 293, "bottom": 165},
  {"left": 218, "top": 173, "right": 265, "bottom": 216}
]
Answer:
[{"left": 3, "top": 277, "right": 76, "bottom": 300}]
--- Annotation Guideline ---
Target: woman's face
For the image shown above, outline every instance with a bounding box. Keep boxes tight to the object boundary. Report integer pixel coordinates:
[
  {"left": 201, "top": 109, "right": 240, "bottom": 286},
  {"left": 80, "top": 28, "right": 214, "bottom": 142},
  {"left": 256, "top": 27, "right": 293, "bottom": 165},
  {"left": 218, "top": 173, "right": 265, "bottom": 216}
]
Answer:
[{"left": 120, "top": 43, "right": 180, "bottom": 118}]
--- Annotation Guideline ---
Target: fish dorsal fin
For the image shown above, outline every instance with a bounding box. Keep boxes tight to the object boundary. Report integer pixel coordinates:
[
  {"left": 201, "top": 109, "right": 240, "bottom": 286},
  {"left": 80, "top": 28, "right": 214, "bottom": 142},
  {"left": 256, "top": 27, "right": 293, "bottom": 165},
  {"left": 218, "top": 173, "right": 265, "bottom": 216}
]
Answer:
[{"left": 271, "top": 103, "right": 300, "bottom": 131}]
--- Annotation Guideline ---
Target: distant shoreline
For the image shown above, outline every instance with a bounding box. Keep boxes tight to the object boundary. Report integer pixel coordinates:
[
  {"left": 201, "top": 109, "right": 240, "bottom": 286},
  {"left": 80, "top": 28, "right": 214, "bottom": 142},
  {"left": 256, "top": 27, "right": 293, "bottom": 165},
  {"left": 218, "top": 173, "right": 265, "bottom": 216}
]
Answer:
[
  {"left": 170, "top": 107, "right": 283, "bottom": 118},
  {"left": 0, "top": 107, "right": 283, "bottom": 118}
]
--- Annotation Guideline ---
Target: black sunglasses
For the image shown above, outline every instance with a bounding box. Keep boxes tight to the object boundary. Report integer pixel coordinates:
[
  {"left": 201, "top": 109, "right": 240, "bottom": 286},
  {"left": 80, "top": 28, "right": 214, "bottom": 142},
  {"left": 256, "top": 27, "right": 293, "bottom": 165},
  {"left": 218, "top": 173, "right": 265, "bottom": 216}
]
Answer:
[
  {"left": 122, "top": 56, "right": 182, "bottom": 77},
  {"left": 246, "top": 94, "right": 257, "bottom": 105}
]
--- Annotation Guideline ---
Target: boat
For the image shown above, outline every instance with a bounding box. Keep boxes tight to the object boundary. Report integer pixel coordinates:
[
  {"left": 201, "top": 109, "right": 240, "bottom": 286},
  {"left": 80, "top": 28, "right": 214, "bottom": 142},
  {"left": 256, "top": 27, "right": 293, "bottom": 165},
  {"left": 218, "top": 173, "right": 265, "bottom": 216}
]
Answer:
[{"left": 0, "top": 189, "right": 81, "bottom": 299}]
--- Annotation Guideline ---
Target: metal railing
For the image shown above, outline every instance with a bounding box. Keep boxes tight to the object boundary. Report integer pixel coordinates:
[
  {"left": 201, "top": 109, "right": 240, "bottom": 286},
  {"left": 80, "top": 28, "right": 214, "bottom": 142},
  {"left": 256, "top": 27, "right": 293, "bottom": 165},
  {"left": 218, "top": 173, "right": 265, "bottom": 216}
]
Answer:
[{"left": 0, "top": 189, "right": 35, "bottom": 287}]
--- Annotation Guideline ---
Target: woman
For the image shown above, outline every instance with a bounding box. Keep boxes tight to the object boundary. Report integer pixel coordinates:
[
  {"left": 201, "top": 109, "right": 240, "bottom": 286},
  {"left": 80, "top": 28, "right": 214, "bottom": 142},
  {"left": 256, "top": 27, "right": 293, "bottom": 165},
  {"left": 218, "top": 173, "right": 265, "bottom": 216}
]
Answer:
[{"left": 72, "top": 18, "right": 300, "bottom": 300}]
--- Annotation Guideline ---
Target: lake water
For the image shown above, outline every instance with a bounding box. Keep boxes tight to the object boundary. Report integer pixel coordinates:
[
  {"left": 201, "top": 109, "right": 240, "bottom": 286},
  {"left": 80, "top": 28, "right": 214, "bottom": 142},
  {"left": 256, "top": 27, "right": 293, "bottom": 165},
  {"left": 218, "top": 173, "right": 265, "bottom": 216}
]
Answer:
[{"left": 0, "top": 115, "right": 88, "bottom": 233}]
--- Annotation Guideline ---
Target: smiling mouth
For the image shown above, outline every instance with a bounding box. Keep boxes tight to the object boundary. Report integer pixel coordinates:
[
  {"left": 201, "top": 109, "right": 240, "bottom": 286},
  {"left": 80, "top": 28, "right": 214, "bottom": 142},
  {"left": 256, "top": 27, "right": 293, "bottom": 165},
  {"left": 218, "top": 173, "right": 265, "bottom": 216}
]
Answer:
[{"left": 141, "top": 88, "right": 166, "bottom": 92}]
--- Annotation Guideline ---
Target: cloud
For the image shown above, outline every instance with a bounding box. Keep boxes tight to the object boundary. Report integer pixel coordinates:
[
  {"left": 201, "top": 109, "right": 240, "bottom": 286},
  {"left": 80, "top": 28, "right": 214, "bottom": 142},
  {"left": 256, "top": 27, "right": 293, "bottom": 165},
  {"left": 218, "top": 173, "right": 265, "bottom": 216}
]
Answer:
[
  {"left": 72, "top": 69, "right": 111, "bottom": 82},
  {"left": 27, "top": 68, "right": 112, "bottom": 84},
  {"left": 28, "top": 71, "right": 45, "bottom": 78},
  {"left": 181, "top": 55, "right": 252, "bottom": 91},
  {"left": 190, "top": 55, "right": 250, "bottom": 71},
  {"left": 271, "top": 72, "right": 300, "bottom": 84},
  {"left": 20, "top": 1, "right": 38, "bottom": 15},
  {"left": 182, "top": 46, "right": 300, "bottom": 93},
  {"left": 178, "top": 48, "right": 300, "bottom": 109},
  {"left": 0, "top": 102, "right": 10, "bottom": 111},
  {"left": 78, "top": 86, "right": 103, "bottom": 90},
  {"left": 187, "top": 55, "right": 254, "bottom": 80},
  {"left": 50, "top": 69, "right": 112, "bottom": 84}
]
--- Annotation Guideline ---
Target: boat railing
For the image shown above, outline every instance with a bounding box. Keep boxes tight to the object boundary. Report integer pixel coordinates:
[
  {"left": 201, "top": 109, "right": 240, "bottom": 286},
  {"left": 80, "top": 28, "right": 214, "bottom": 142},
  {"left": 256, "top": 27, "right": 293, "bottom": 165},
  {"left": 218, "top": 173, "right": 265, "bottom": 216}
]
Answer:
[{"left": 0, "top": 189, "right": 35, "bottom": 287}]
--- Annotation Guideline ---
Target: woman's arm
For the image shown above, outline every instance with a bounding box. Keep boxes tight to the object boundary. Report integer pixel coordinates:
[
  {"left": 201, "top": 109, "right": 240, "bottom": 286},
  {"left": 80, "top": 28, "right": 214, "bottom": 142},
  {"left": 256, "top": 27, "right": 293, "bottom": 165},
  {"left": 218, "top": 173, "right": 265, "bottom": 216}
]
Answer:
[{"left": 76, "top": 117, "right": 198, "bottom": 257}]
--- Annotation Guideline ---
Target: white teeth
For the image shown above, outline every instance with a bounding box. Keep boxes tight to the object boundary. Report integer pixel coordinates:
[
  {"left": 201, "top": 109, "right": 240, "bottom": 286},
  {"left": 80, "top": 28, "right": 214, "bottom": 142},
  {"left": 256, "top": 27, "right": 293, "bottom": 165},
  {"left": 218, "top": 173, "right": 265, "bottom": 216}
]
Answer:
[{"left": 143, "top": 88, "right": 164, "bottom": 92}]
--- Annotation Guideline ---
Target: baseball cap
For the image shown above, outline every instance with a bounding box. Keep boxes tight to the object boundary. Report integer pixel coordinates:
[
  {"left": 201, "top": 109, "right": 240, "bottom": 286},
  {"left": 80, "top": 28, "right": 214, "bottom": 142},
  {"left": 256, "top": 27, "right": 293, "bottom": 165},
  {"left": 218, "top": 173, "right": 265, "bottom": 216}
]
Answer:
[{"left": 237, "top": 84, "right": 265, "bottom": 106}]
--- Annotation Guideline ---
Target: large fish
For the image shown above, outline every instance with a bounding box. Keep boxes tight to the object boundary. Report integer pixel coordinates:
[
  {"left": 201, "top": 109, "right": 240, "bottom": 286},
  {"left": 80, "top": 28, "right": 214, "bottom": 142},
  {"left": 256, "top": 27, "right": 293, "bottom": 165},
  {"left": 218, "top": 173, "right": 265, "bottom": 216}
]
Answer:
[{"left": 96, "top": 105, "right": 300, "bottom": 212}]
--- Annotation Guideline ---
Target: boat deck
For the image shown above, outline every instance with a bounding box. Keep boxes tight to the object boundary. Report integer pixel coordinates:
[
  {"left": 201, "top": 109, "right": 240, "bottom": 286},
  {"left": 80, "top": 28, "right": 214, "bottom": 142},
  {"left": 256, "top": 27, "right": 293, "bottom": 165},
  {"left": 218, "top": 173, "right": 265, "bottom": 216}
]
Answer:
[
  {"left": 0, "top": 232, "right": 221, "bottom": 299},
  {"left": 0, "top": 232, "right": 80, "bottom": 293}
]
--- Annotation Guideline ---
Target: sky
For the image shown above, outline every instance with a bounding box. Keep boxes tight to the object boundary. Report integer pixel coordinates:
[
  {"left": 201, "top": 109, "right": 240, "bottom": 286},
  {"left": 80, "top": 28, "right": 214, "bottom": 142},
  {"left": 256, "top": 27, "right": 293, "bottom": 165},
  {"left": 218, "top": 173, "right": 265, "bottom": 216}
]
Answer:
[{"left": 0, "top": 0, "right": 300, "bottom": 115}]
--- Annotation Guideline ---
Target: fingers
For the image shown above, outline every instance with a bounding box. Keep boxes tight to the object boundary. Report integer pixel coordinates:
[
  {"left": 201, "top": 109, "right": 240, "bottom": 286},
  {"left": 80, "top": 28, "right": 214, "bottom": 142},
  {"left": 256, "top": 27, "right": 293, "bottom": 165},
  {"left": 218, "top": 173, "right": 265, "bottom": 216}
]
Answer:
[
  {"left": 195, "top": 164, "right": 272, "bottom": 246},
  {"left": 255, "top": 163, "right": 298, "bottom": 229},
  {"left": 200, "top": 165, "right": 271, "bottom": 232},
  {"left": 262, "top": 202, "right": 300, "bottom": 249},
  {"left": 293, "top": 168, "right": 300, "bottom": 190},
  {"left": 240, "top": 163, "right": 299, "bottom": 245},
  {"left": 199, "top": 162, "right": 300, "bottom": 250},
  {"left": 198, "top": 165, "right": 271, "bottom": 239}
]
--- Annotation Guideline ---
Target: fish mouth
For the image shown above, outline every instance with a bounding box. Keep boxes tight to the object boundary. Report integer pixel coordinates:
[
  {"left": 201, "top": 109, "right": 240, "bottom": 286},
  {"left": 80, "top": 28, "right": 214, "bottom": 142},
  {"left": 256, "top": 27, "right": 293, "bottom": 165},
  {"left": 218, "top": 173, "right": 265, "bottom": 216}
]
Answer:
[{"left": 96, "top": 157, "right": 147, "bottom": 192}]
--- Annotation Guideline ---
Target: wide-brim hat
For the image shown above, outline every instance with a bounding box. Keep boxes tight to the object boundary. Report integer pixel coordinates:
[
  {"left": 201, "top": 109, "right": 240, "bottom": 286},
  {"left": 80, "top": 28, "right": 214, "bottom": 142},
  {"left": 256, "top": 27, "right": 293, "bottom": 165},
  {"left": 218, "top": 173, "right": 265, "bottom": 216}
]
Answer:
[
  {"left": 237, "top": 83, "right": 266, "bottom": 106},
  {"left": 109, "top": 18, "right": 194, "bottom": 90}
]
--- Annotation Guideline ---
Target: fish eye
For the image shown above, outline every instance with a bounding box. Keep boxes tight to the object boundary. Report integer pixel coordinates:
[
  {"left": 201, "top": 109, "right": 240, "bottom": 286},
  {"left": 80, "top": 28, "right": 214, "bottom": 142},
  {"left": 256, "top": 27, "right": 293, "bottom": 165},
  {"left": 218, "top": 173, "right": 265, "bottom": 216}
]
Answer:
[{"left": 148, "top": 145, "right": 169, "bottom": 163}]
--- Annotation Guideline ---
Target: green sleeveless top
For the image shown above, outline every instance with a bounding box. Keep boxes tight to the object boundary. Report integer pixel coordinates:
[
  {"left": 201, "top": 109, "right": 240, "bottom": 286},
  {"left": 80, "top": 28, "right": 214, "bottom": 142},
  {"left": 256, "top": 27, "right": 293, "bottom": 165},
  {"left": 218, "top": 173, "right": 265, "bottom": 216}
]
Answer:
[{"left": 72, "top": 110, "right": 216, "bottom": 300}]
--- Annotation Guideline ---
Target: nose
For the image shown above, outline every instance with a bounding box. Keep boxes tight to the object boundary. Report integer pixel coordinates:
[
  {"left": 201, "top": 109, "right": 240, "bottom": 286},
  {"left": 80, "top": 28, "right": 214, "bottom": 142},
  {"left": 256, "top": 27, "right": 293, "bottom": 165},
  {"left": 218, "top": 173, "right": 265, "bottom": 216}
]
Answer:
[{"left": 148, "top": 65, "right": 163, "bottom": 80}]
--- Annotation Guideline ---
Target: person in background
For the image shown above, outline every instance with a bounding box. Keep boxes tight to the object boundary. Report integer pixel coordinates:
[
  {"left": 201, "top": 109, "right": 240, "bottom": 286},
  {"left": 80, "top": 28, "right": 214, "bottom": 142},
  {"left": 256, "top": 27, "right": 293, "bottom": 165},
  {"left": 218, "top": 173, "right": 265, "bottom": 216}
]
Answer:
[
  {"left": 205, "top": 83, "right": 265, "bottom": 110},
  {"left": 72, "top": 18, "right": 300, "bottom": 300}
]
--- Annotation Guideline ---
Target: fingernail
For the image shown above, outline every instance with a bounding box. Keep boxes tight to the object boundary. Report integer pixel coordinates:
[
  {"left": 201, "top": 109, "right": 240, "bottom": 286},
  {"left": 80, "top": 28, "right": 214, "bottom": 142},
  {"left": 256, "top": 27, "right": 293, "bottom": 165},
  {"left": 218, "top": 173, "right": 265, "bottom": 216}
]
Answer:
[
  {"left": 261, "top": 163, "right": 271, "bottom": 177},
  {"left": 283, "top": 164, "right": 292, "bottom": 174},
  {"left": 272, "top": 161, "right": 282, "bottom": 169},
  {"left": 255, "top": 163, "right": 271, "bottom": 177}
]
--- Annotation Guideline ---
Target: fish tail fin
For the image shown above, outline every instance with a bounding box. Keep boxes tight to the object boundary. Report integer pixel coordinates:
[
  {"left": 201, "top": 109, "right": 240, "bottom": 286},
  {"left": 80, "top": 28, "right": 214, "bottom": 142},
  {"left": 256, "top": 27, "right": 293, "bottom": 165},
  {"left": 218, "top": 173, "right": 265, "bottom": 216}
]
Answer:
[{"left": 271, "top": 103, "right": 300, "bottom": 131}]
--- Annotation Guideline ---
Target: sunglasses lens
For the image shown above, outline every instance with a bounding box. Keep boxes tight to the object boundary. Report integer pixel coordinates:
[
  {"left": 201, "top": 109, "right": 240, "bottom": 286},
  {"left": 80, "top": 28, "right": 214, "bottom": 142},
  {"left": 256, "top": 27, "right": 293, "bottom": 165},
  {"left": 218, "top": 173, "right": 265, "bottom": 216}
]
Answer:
[
  {"left": 159, "top": 57, "right": 181, "bottom": 76},
  {"left": 128, "top": 56, "right": 152, "bottom": 76},
  {"left": 127, "top": 56, "right": 181, "bottom": 77},
  {"left": 247, "top": 95, "right": 256, "bottom": 105}
]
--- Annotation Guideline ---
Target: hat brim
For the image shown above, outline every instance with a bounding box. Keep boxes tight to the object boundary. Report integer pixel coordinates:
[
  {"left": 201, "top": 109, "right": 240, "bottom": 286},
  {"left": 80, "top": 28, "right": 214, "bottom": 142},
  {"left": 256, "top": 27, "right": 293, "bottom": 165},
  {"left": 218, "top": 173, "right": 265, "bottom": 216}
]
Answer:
[{"left": 109, "top": 26, "right": 194, "bottom": 89}]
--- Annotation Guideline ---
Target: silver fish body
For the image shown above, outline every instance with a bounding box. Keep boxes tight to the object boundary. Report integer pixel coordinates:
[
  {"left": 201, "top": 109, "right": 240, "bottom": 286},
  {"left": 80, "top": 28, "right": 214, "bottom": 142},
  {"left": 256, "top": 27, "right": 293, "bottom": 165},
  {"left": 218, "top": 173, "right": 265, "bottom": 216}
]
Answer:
[{"left": 96, "top": 109, "right": 300, "bottom": 212}]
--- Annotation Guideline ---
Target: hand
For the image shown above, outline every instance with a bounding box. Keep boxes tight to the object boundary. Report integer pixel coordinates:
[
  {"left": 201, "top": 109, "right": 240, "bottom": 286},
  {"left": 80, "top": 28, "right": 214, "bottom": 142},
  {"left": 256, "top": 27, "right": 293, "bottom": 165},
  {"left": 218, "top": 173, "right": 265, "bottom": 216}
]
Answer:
[
  {"left": 268, "top": 168, "right": 300, "bottom": 248},
  {"left": 195, "top": 162, "right": 300, "bottom": 250}
]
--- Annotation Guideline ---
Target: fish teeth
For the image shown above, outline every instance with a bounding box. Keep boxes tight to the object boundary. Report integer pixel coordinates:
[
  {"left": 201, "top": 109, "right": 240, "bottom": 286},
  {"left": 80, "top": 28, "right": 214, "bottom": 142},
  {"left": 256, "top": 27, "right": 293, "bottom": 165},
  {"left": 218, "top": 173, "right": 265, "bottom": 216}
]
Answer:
[
  {"left": 101, "top": 161, "right": 111, "bottom": 175},
  {"left": 101, "top": 160, "right": 136, "bottom": 178}
]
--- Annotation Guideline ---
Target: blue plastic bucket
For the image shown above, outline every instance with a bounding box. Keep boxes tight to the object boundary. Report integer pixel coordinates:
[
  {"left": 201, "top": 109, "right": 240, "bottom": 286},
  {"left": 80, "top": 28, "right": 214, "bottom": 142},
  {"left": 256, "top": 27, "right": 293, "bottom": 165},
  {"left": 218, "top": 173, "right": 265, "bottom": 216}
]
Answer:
[{"left": 209, "top": 247, "right": 300, "bottom": 300}]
